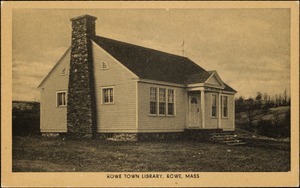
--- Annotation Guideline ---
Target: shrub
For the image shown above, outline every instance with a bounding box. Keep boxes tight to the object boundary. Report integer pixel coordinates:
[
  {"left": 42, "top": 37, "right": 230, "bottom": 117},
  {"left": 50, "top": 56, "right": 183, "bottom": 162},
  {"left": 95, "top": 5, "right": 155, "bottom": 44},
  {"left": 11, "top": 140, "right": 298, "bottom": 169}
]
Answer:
[
  {"left": 256, "top": 110, "right": 290, "bottom": 138},
  {"left": 12, "top": 101, "right": 40, "bottom": 136}
]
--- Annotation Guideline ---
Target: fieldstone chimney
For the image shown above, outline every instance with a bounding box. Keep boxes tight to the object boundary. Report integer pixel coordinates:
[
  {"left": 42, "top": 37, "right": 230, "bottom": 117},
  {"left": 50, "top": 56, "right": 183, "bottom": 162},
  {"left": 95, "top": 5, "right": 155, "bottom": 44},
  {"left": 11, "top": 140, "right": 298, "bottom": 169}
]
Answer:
[{"left": 67, "top": 15, "right": 97, "bottom": 137}]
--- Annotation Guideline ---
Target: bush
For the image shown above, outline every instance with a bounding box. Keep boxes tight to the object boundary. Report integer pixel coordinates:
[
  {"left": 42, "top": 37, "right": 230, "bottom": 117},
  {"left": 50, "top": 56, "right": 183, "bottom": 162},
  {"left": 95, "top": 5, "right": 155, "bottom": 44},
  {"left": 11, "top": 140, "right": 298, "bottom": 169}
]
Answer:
[
  {"left": 256, "top": 110, "right": 290, "bottom": 138},
  {"left": 12, "top": 101, "right": 40, "bottom": 136}
]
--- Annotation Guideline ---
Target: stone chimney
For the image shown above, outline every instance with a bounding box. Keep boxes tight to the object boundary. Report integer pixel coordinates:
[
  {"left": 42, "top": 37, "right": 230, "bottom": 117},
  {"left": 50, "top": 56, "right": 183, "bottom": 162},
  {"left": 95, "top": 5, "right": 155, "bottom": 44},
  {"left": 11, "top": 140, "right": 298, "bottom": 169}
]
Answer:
[{"left": 67, "top": 15, "right": 97, "bottom": 137}]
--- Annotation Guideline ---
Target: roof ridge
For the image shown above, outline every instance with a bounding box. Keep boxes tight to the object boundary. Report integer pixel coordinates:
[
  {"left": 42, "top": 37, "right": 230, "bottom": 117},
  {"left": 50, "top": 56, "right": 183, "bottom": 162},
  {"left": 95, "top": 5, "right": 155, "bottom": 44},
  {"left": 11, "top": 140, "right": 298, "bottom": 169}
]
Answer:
[{"left": 92, "top": 35, "right": 190, "bottom": 60}]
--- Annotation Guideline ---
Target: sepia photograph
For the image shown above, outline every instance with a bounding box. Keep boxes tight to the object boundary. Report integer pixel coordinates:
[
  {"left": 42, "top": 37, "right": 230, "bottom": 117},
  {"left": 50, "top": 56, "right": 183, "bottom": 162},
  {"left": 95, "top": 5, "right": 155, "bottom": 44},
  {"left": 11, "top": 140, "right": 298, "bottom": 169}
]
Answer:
[{"left": 2, "top": 1, "right": 299, "bottom": 187}]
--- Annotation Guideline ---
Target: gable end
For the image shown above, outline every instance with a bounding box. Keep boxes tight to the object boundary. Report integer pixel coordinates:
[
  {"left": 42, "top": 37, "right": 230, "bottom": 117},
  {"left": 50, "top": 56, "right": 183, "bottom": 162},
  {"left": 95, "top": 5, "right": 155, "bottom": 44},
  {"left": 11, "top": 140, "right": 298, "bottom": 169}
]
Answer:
[{"left": 38, "top": 47, "right": 71, "bottom": 88}]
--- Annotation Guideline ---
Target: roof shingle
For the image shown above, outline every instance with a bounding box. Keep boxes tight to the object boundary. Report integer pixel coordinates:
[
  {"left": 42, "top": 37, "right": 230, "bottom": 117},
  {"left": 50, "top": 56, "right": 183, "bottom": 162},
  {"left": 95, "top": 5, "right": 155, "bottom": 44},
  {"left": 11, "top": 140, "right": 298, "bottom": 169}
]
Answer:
[
  {"left": 92, "top": 36, "right": 207, "bottom": 84},
  {"left": 91, "top": 35, "right": 236, "bottom": 93}
]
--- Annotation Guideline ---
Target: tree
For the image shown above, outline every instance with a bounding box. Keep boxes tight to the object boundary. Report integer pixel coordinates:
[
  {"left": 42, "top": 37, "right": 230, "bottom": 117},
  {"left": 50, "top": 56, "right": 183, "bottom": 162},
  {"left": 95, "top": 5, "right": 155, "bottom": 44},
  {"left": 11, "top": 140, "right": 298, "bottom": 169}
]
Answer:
[
  {"left": 263, "top": 92, "right": 268, "bottom": 101},
  {"left": 283, "top": 89, "right": 288, "bottom": 106},
  {"left": 244, "top": 98, "right": 259, "bottom": 127},
  {"left": 235, "top": 96, "right": 246, "bottom": 113},
  {"left": 255, "top": 92, "right": 262, "bottom": 101}
]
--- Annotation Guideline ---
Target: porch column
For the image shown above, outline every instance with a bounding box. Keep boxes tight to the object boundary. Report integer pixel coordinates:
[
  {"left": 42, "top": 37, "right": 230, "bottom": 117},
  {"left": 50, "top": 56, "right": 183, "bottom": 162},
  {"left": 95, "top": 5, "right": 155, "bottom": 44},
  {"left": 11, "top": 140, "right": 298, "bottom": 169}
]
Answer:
[
  {"left": 200, "top": 89, "right": 205, "bottom": 128},
  {"left": 218, "top": 92, "right": 222, "bottom": 129}
]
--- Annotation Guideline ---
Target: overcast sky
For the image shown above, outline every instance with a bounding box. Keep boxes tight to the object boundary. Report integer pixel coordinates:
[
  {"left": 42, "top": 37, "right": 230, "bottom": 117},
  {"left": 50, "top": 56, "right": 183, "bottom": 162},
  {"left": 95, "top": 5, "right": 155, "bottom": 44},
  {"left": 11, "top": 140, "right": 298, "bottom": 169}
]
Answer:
[{"left": 12, "top": 8, "right": 290, "bottom": 101}]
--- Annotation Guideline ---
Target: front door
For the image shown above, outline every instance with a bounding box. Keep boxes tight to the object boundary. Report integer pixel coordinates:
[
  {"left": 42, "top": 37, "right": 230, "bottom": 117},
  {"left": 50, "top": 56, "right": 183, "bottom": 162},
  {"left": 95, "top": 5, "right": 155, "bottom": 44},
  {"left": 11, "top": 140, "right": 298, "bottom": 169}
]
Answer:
[{"left": 189, "top": 95, "right": 200, "bottom": 128}]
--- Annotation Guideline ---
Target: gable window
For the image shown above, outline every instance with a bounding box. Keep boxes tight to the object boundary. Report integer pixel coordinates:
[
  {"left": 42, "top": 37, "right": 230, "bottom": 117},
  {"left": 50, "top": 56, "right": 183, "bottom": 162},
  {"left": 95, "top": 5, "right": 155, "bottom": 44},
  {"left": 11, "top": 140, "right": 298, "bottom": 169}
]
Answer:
[
  {"left": 222, "top": 96, "right": 228, "bottom": 118},
  {"left": 211, "top": 94, "right": 217, "bottom": 117},
  {"left": 56, "top": 91, "right": 67, "bottom": 107},
  {"left": 102, "top": 87, "right": 114, "bottom": 104},
  {"left": 101, "top": 62, "right": 109, "bottom": 70},
  {"left": 167, "top": 89, "right": 174, "bottom": 115},
  {"left": 159, "top": 88, "right": 166, "bottom": 115},
  {"left": 150, "top": 87, "right": 157, "bottom": 115},
  {"left": 61, "top": 68, "right": 67, "bottom": 75}
]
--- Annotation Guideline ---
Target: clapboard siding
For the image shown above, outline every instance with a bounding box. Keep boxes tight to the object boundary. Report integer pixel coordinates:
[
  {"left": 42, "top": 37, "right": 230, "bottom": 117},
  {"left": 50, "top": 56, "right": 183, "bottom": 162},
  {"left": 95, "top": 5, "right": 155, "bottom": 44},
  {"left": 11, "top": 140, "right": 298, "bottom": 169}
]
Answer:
[
  {"left": 40, "top": 48, "right": 70, "bottom": 132},
  {"left": 220, "top": 94, "right": 235, "bottom": 131},
  {"left": 92, "top": 42, "right": 138, "bottom": 132},
  {"left": 137, "top": 82, "right": 187, "bottom": 132},
  {"left": 204, "top": 92, "right": 218, "bottom": 129}
]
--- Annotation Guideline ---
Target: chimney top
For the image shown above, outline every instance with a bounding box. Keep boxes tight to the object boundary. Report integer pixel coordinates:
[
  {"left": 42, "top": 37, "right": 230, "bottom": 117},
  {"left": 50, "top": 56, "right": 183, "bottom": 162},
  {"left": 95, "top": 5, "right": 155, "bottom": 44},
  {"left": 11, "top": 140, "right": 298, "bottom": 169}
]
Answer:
[{"left": 70, "top": 14, "right": 97, "bottom": 21}]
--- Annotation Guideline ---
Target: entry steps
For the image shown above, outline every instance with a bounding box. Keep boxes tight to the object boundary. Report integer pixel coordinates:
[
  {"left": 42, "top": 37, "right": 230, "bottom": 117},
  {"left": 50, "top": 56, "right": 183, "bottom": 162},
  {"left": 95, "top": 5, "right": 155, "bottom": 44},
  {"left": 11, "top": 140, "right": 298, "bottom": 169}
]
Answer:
[{"left": 210, "top": 132, "right": 246, "bottom": 146}]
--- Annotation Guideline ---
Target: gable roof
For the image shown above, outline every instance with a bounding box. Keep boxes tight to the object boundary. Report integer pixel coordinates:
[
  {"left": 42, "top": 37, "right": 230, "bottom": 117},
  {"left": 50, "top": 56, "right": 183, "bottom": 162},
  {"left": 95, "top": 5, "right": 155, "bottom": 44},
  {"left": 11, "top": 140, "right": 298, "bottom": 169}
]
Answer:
[
  {"left": 92, "top": 36, "right": 236, "bottom": 93},
  {"left": 38, "top": 34, "right": 236, "bottom": 93},
  {"left": 92, "top": 36, "right": 208, "bottom": 84},
  {"left": 38, "top": 47, "right": 71, "bottom": 88},
  {"left": 223, "top": 83, "right": 237, "bottom": 93}
]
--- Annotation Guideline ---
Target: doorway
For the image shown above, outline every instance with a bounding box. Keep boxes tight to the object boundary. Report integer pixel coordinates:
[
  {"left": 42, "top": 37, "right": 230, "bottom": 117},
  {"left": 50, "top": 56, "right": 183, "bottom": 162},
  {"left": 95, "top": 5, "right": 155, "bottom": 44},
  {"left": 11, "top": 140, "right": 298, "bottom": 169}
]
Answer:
[{"left": 188, "top": 95, "right": 201, "bottom": 128}]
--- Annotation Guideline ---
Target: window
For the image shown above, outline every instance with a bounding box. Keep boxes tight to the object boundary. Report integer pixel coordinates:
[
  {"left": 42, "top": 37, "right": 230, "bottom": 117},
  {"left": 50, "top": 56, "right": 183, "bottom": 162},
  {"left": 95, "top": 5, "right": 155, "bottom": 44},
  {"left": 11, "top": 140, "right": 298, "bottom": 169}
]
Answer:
[
  {"left": 150, "top": 87, "right": 157, "bottom": 114},
  {"left": 159, "top": 88, "right": 166, "bottom": 115},
  {"left": 149, "top": 87, "right": 175, "bottom": 116},
  {"left": 101, "top": 62, "right": 109, "bottom": 70},
  {"left": 61, "top": 68, "right": 67, "bottom": 75},
  {"left": 102, "top": 87, "right": 114, "bottom": 104},
  {"left": 211, "top": 94, "right": 217, "bottom": 117},
  {"left": 57, "top": 91, "right": 67, "bottom": 107},
  {"left": 167, "top": 89, "right": 174, "bottom": 115},
  {"left": 222, "top": 96, "right": 228, "bottom": 118}
]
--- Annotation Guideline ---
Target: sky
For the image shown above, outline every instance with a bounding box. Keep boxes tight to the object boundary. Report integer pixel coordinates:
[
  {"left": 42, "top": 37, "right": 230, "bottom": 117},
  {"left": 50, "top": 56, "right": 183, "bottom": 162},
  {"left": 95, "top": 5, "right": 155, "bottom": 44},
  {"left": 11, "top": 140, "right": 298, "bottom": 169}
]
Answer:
[{"left": 12, "top": 8, "right": 290, "bottom": 101}]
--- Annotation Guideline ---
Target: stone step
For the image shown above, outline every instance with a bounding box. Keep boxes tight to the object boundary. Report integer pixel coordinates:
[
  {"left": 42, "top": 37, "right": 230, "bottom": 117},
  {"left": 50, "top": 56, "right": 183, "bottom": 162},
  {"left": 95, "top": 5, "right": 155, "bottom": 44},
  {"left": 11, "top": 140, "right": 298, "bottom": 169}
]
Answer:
[
  {"left": 222, "top": 139, "right": 244, "bottom": 143},
  {"left": 211, "top": 135, "right": 236, "bottom": 138},
  {"left": 209, "top": 133, "right": 247, "bottom": 146},
  {"left": 212, "top": 137, "right": 237, "bottom": 141},
  {"left": 227, "top": 142, "right": 247, "bottom": 146},
  {"left": 210, "top": 132, "right": 235, "bottom": 136}
]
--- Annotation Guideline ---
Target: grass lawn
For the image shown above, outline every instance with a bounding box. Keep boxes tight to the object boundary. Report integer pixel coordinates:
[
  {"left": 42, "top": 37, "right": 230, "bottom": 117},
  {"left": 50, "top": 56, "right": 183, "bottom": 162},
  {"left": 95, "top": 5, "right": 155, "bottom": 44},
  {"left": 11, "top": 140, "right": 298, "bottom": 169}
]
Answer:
[{"left": 12, "top": 136, "right": 290, "bottom": 172}]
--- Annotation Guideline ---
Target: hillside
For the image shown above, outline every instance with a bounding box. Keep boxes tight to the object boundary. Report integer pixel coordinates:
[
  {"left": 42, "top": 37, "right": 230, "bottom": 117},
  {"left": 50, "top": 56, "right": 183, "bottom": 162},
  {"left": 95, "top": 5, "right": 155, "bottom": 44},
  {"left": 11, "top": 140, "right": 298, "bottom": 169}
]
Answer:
[{"left": 235, "top": 106, "right": 290, "bottom": 138}]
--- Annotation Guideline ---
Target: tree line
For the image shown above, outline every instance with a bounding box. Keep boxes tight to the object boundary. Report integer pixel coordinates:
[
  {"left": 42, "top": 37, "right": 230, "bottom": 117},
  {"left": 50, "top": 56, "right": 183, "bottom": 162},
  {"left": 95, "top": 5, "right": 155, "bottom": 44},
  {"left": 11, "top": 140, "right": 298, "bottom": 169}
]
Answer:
[
  {"left": 235, "top": 89, "right": 290, "bottom": 138},
  {"left": 235, "top": 89, "right": 290, "bottom": 113}
]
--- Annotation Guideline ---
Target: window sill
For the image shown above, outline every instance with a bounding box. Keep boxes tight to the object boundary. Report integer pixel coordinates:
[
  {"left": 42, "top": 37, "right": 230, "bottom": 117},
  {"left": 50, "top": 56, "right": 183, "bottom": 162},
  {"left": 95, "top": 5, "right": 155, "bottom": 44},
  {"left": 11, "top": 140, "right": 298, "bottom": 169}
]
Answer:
[
  {"left": 167, "top": 115, "right": 175, "bottom": 117},
  {"left": 149, "top": 114, "right": 175, "bottom": 117},
  {"left": 102, "top": 103, "right": 115, "bottom": 105},
  {"left": 210, "top": 116, "right": 218, "bottom": 119}
]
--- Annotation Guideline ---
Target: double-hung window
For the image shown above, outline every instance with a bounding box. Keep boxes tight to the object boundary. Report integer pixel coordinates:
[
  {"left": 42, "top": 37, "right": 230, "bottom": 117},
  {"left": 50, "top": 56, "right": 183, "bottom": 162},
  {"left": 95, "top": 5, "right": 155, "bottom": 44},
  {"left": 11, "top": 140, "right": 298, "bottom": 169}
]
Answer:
[
  {"left": 222, "top": 96, "right": 228, "bottom": 118},
  {"left": 150, "top": 87, "right": 157, "bottom": 115},
  {"left": 211, "top": 94, "right": 217, "bottom": 117},
  {"left": 57, "top": 91, "right": 67, "bottom": 107},
  {"left": 167, "top": 89, "right": 174, "bottom": 115},
  {"left": 150, "top": 87, "right": 175, "bottom": 116},
  {"left": 102, "top": 87, "right": 114, "bottom": 104},
  {"left": 159, "top": 88, "right": 166, "bottom": 115}
]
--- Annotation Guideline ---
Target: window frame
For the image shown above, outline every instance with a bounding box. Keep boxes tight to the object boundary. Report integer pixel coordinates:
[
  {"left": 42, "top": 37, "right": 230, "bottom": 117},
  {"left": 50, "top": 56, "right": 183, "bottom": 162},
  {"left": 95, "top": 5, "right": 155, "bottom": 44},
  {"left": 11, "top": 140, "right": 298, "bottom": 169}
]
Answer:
[
  {"left": 221, "top": 95, "right": 229, "bottom": 118},
  {"left": 56, "top": 91, "right": 67, "bottom": 108},
  {"left": 101, "top": 62, "right": 109, "bottom": 70},
  {"left": 167, "top": 89, "right": 175, "bottom": 116},
  {"left": 211, "top": 94, "right": 217, "bottom": 118},
  {"left": 61, "top": 67, "right": 68, "bottom": 76},
  {"left": 149, "top": 87, "right": 175, "bottom": 117},
  {"left": 158, "top": 88, "right": 166, "bottom": 115},
  {"left": 101, "top": 86, "right": 114, "bottom": 105},
  {"left": 149, "top": 87, "right": 158, "bottom": 115}
]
